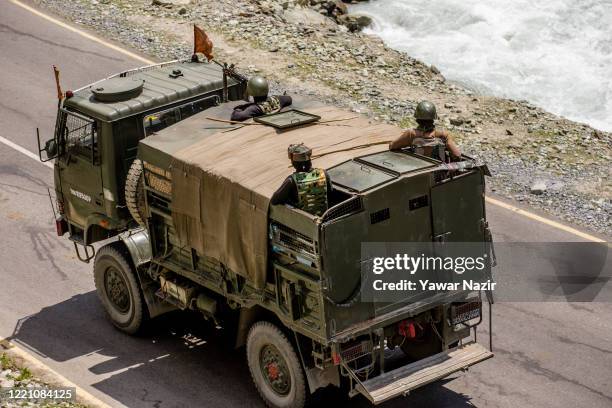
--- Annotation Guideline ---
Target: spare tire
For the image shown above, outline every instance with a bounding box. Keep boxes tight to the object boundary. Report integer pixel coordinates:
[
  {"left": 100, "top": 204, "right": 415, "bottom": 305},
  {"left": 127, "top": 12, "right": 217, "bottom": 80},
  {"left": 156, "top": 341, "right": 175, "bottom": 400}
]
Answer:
[{"left": 125, "top": 159, "right": 146, "bottom": 226}]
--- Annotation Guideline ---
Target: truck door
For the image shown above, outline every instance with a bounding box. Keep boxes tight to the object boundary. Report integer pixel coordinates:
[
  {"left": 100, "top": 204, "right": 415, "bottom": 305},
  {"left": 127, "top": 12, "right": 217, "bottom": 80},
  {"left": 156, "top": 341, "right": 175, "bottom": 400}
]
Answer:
[
  {"left": 57, "top": 109, "right": 104, "bottom": 243},
  {"left": 430, "top": 171, "right": 490, "bottom": 287},
  {"left": 430, "top": 172, "right": 485, "bottom": 243}
]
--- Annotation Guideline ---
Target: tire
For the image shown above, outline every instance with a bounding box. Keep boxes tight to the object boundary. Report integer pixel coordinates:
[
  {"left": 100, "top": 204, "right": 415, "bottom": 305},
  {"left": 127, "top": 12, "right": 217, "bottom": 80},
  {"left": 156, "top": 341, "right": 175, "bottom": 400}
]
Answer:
[
  {"left": 94, "top": 243, "right": 146, "bottom": 334},
  {"left": 125, "top": 159, "right": 146, "bottom": 226},
  {"left": 246, "top": 322, "right": 307, "bottom": 408}
]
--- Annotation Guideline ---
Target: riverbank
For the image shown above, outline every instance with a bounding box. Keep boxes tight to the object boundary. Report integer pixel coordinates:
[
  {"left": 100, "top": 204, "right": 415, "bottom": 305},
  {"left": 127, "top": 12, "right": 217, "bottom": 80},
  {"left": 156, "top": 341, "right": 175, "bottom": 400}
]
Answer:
[{"left": 33, "top": 0, "right": 611, "bottom": 235}]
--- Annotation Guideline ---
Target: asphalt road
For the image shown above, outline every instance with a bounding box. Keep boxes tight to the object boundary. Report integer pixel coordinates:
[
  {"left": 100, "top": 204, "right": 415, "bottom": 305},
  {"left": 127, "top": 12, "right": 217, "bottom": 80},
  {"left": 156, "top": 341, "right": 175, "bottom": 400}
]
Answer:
[{"left": 0, "top": 1, "right": 611, "bottom": 407}]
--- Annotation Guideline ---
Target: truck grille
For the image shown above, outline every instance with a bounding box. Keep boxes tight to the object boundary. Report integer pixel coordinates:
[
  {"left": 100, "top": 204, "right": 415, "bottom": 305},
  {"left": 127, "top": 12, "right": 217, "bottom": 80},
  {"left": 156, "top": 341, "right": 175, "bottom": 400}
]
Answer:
[
  {"left": 340, "top": 340, "right": 373, "bottom": 363},
  {"left": 274, "top": 223, "right": 317, "bottom": 255},
  {"left": 321, "top": 196, "right": 363, "bottom": 223}
]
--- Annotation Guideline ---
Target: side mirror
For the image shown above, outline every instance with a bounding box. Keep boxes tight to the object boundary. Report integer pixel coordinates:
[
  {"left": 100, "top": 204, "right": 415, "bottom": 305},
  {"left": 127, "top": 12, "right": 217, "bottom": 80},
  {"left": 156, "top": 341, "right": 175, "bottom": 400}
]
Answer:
[
  {"left": 36, "top": 127, "right": 59, "bottom": 162},
  {"left": 45, "top": 139, "right": 58, "bottom": 157}
]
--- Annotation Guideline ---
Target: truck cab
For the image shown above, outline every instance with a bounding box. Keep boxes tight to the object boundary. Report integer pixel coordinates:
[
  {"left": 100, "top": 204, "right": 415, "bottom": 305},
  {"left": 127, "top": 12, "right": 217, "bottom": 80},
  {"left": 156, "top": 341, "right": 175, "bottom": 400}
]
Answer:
[{"left": 40, "top": 60, "right": 246, "bottom": 258}]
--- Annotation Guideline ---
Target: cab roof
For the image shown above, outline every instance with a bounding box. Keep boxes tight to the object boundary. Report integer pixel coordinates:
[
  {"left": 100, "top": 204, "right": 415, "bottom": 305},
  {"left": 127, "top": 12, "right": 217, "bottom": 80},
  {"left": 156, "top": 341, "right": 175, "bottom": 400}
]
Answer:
[{"left": 63, "top": 61, "right": 236, "bottom": 122}]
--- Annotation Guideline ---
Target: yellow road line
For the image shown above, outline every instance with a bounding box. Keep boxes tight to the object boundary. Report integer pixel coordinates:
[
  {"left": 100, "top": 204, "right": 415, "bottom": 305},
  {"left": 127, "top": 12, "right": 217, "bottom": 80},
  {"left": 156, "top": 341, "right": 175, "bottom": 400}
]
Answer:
[
  {"left": 485, "top": 197, "right": 605, "bottom": 243},
  {"left": 6, "top": 0, "right": 609, "bottom": 244},
  {"left": 8, "top": 0, "right": 154, "bottom": 65}
]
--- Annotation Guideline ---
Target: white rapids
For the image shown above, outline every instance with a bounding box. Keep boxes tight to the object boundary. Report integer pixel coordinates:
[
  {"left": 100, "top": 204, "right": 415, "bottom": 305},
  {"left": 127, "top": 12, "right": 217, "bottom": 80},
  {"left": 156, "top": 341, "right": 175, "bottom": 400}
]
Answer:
[{"left": 350, "top": 0, "right": 612, "bottom": 131}]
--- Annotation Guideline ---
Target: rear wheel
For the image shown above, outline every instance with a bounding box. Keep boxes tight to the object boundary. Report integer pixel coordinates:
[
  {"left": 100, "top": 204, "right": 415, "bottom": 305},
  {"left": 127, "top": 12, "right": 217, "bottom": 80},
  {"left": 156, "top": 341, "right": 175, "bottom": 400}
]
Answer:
[
  {"left": 246, "top": 322, "right": 306, "bottom": 408},
  {"left": 94, "top": 243, "right": 146, "bottom": 334}
]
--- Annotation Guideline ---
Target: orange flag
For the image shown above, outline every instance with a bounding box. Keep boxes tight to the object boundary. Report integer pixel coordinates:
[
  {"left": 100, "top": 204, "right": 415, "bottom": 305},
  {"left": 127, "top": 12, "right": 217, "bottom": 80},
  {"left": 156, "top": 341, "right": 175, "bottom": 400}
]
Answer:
[
  {"left": 53, "top": 65, "right": 63, "bottom": 101},
  {"left": 193, "top": 25, "right": 214, "bottom": 61}
]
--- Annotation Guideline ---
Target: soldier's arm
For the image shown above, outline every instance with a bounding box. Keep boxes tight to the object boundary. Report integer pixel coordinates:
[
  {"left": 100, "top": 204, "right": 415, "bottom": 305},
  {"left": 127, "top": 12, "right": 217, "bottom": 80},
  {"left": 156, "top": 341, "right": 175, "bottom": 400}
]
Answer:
[
  {"left": 389, "top": 129, "right": 415, "bottom": 150},
  {"left": 278, "top": 95, "right": 292, "bottom": 109},
  {"left": 270, "top": 176, "right": 297, "bottom": 206},
  {"left": 441, "top": 131, "right": 462, "bottom": 159},
  {"left": 231, "top": 104, "right": 263, "bottom": 121}
]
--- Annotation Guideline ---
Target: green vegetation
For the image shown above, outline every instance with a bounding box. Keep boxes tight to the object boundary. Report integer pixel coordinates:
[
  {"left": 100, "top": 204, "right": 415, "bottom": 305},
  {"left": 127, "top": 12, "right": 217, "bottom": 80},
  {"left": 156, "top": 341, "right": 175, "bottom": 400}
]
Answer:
[
  {"left": 0, "top": 352, "right": 13, "bottom": 370},
  {"left": 15, "top": 367, "right": 33, "bottom": 381}
]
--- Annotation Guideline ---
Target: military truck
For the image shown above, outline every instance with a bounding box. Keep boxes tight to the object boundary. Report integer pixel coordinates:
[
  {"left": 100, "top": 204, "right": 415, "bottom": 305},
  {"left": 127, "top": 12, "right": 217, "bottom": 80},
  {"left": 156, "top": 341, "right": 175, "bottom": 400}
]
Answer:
[{"left": 40, "top": 58, "right": 494, "bottom": 407}]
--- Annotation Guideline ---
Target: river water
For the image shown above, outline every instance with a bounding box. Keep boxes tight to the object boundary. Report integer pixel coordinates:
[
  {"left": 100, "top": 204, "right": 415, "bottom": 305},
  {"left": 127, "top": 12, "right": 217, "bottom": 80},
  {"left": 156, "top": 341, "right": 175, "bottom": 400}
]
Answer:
[{"left": 350, "top": 0, "right": 612, "bottom": 131}]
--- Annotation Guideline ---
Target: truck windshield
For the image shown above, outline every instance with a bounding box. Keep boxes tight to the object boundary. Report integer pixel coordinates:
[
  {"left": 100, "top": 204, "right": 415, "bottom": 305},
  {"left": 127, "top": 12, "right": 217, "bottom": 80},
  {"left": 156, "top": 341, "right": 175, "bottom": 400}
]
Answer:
[
  {"left": 59, "top": 108, "right": 98, "bottom": 161},
  {"left": 143, "top": 95, "right": 220, "bottom": 136}
]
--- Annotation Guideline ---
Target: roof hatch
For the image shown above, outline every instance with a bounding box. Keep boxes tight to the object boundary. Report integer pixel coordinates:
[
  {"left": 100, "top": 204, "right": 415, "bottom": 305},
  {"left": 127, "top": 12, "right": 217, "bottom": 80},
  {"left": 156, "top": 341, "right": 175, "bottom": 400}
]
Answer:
[{"left": 91, "top": 77, "right": 144, "bottom": 102}]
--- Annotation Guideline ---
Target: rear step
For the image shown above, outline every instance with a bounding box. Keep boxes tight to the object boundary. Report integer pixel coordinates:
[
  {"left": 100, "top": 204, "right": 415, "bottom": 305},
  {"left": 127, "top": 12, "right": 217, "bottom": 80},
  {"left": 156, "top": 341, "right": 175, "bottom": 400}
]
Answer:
[{"left": 357, "top": 342, "right": 493, "bottom": 405}]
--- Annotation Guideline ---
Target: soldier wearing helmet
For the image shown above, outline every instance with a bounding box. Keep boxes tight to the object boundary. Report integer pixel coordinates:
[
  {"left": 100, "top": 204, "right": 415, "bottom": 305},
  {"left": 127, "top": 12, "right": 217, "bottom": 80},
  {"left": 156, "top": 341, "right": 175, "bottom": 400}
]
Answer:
[
  {"left": 270, "top": 144, "right": 332, "bottom": 216},
  {"left": 231, "top": 76, "right": 293, "bottom": 121},
  {"left": 389, "top": 101, "right": 461, "bottom": 161}
]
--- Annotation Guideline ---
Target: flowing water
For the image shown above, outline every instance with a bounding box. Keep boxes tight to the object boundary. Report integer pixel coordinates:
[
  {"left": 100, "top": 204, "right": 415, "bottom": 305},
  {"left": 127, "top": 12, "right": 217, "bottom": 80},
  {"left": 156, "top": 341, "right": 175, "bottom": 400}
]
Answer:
[{"left": 350, "top": 0, "right": 612, "bottom": 131}]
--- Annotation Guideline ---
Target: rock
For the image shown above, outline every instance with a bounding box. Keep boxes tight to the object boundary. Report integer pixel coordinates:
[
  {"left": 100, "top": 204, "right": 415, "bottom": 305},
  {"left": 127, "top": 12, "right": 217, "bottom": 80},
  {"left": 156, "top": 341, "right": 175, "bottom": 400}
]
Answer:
[
  {"left": 333, "top": 0, "right": 348, "bottom": 15},
  {"left": 506, "top": 129, "right": 513, "bottom": 135},
  {"left": 338, "top": 14, "right": 372, "bottom": 32},
  {"left": 530, "top": 181, "right": 547, "bottom": 195},
  {"left": 0, "top": 377, "right": 15, "bottom": 388},
  {"left": 284, "top": 7, "right": 336, "bottom": 29},
  {"left": 374, "top": 56, "right": 387, "bottom": 67},
  {"left": 450, "top": 117, "right": 464, "bottom": 126},
  {"left": 151, "top": 0, "right": 190, "bottom": 6}
]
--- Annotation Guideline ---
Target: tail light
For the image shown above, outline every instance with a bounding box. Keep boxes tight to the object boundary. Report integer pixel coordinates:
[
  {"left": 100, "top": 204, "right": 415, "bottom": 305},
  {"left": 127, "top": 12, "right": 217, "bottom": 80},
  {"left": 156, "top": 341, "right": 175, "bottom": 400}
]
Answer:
[
  {"left": 55, "top": 217, "right": 68, "bottom": 236},
  {"left": 398, "top": 320, "right": 417, "bottom": 338},
  {"left": 332, "top": 352, "right": 341, "bottom": 366}
]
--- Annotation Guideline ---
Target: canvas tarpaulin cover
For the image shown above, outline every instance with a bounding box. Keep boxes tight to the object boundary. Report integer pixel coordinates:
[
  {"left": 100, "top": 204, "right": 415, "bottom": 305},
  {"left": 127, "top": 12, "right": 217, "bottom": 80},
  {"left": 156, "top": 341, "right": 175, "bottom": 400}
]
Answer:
[{"left": 169, "top": 106, "right": 402, "bottom": 288}]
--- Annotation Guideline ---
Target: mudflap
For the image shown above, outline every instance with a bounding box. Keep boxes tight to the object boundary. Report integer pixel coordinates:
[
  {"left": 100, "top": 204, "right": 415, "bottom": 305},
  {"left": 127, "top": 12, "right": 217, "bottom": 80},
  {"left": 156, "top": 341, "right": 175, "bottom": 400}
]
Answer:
[{"left": 354, "top": 342, "right": 493, "bottom": 405}]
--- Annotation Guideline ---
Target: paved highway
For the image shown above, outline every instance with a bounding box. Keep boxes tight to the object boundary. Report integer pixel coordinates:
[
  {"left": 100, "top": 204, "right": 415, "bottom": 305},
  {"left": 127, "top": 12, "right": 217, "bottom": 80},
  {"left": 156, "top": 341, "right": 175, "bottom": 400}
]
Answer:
[{"left": 0, "top": 1, "right": 610, "bottom": 407}]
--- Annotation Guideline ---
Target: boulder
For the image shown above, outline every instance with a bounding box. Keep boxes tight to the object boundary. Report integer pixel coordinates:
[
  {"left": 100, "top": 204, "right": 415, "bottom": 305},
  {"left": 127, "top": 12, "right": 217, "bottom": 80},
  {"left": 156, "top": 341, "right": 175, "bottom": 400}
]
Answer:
[
  {"left": 530, "top": 181, "right": 547, "bottom": 195},
  {"left": 338, "top": 13, "right": 373, "bottom": 32},
  {"left": 151, "top": 0, "right": 190, "bottom": 6}
]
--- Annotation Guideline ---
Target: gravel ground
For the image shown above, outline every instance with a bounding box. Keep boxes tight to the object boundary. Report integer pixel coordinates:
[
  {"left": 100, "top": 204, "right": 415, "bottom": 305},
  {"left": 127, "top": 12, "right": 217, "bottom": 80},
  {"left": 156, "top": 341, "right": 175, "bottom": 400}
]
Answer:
[
  {"left": 32, "top": 0, "right": 611, "bottom": 236},
  {"left": 0, "top": 353, "right": 85, "bottom": 408}
]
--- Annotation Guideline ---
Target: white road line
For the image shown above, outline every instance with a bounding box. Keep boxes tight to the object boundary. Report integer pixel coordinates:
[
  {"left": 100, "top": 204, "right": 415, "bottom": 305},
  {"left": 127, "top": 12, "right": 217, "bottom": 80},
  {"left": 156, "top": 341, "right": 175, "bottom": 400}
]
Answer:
[
  {"left": 0, "top": 135, "right": 53, "bottom": 169},
  {"left": 8, "top": 0, "right": 155, "bottom": 65},
  {"left": 4, "top": 0, "right": 608, "bottom": 246}
]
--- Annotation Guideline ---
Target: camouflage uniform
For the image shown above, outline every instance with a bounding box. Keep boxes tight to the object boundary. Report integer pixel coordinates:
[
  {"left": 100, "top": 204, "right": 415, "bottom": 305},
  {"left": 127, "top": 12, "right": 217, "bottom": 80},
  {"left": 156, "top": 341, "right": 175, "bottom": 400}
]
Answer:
[
  {"left": 292, "top": 169, "right": 329, "bottom": 216},
  {"left": 256, "top": 96, "right": 282, "bottom": 115},
  {"left": 270, "top": 144, "right": 332, "bottom": 216}
]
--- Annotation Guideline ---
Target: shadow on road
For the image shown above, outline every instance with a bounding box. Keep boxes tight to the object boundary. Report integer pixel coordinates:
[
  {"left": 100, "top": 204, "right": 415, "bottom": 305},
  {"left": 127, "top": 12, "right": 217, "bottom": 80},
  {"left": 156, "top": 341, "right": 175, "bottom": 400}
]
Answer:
[{"left": 8, "top": 292, "right": 477, "bottom": 407}]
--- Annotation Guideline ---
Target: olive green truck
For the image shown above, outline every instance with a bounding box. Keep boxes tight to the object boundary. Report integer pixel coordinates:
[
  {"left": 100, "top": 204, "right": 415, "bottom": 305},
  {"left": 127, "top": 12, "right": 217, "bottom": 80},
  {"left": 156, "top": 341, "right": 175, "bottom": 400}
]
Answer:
[{"left": 39, "top": 59, "right": 494, "bottom": 407}]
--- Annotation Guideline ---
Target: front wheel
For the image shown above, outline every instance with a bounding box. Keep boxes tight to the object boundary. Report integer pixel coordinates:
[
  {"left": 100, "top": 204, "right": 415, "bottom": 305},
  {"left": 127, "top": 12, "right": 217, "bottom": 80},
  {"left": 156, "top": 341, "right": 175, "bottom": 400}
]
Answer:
[
  {"left": 94, "top": 243, "right": 146, "bottom": 334},
  {"left": 246, "top": 322, "right": 306, "bottom": 408}
]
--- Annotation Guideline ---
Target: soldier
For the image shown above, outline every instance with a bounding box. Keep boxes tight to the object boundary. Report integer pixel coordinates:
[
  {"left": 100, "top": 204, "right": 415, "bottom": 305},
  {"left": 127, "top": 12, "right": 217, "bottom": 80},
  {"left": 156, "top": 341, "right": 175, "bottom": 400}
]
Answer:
[
  {"left": 389, "top": 100, "right": 461, "bottom": 161},
  {"left": 270, "top": 144, "right": 332, "bottom": 216},
  {"left": 231, "top": 76, "right": 292, "bottom": 121}
]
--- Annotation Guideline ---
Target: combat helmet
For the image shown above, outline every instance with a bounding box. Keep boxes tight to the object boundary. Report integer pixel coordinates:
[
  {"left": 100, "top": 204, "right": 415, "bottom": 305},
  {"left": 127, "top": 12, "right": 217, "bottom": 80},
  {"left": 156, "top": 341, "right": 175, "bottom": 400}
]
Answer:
[
  {"left": 247, "top": 76, "right": 269, "bottom": 98},
  {"left": 288, "top": 143, "right": 312, "bottom": 162},
  {"left": 414, "top": 101, "right": 437, "bottom": 120}
]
